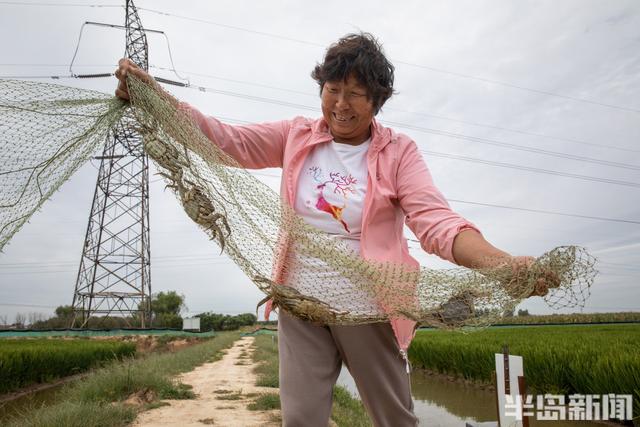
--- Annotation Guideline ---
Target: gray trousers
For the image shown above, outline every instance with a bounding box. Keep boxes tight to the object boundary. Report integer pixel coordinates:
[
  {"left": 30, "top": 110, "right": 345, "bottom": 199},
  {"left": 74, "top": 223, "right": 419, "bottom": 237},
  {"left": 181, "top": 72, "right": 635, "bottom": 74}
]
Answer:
[{"left": 278, "top": 311, "right": 418, "bottom": 427}]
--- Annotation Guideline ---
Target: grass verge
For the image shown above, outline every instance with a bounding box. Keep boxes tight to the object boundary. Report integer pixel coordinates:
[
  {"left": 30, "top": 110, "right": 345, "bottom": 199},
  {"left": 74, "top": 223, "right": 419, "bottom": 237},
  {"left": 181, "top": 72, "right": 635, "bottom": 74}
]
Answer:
[
  {"left": 4, "top": 332, "right": 240, "bottom": 427},
  {"left": 250, "top": 333, "right": 372, "bottom": 426},
  {"left": 251, "top": 334, "right": 279, "bottom": 388},
  {"left": 331, "top": 386, "right": 372, "bottom": 427},
  {"left": 247, "top": 393, "right": 280, "bottom": 410}
]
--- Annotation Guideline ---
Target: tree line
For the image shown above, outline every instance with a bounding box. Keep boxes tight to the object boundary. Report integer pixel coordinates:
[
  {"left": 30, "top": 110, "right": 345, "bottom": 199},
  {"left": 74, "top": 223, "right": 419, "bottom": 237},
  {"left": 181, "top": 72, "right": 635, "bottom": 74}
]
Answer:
[{"left": 1, "top": 291, "right": 256, "bottom": 331}]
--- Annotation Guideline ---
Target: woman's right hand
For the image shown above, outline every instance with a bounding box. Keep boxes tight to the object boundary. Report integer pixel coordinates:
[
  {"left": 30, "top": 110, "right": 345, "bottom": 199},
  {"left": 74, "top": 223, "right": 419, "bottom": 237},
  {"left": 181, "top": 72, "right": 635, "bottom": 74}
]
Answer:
[{"left": 114, "top": 58, "right": 154, "bottom": 100}]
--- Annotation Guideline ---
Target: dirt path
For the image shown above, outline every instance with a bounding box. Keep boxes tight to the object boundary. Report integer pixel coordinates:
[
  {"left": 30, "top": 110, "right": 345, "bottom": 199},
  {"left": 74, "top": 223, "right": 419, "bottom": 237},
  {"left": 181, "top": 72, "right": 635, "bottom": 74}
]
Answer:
[{"left": 133, "top": 336, "right": 280, "bottom": 427}]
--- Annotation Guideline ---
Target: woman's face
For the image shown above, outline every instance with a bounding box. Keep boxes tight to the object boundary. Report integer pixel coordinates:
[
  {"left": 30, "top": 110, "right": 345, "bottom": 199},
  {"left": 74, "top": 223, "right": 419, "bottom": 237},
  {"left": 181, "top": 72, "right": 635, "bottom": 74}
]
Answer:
[{"left": 321, "top": 75, "right": 374, "bottom": 145}]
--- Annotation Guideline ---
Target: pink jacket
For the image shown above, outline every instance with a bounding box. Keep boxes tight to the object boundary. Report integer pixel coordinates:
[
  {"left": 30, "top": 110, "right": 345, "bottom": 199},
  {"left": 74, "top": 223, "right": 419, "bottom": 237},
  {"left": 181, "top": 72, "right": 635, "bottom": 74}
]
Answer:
[{"left": 184, "top": 106, "right": 480, "bottom": 351}]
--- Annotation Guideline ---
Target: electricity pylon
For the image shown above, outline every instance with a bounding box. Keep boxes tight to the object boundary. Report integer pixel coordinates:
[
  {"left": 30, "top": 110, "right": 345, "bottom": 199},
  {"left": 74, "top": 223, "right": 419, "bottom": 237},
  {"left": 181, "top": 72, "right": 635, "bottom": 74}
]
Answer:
[{"left": 71, "top": 0, "right": 152, "bottom": 328}]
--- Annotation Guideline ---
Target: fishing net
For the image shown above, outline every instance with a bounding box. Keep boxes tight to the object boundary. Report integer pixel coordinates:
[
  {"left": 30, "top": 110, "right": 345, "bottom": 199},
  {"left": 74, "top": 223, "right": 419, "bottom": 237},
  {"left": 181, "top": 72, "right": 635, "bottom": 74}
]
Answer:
[
  {"left": 0, "top": 77, "right": 598, "bottom": 328},
  {"left": 0, "top": 79, "right": 126, "bottom": 250}
]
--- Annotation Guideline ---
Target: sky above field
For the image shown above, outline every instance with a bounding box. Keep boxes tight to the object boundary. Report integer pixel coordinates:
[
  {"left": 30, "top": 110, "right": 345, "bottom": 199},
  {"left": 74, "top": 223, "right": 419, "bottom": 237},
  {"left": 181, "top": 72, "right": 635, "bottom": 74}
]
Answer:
[{"left": 1, "top": 0, "right": 639, "bottom": 323}]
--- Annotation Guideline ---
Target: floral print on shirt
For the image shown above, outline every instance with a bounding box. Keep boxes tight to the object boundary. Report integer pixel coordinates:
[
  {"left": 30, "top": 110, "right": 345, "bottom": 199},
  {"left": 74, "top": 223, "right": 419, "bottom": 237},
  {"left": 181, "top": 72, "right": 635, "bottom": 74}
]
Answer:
[{"left": 305, "top": 166, "right": 357, "bottom": 233}]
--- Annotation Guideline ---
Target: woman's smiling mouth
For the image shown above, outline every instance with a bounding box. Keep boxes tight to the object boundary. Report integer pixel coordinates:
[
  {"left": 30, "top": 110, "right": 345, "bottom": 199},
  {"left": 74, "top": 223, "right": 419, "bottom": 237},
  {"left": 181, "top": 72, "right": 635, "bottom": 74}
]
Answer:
[{"left": 333, "top": 112, "right": 354, "bottom": 122}]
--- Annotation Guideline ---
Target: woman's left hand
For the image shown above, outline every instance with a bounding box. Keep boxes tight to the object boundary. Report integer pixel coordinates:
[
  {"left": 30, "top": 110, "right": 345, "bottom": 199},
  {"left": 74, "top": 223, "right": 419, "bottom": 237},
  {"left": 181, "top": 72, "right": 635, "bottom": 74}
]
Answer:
[
  {"left": 450, "top": 229, "right": 561, "bottom": 298},
  {"left": 114, "top": 58, "right": 155, "bottom": 100},
  {"left": 504, "top": 256, "right": 561, "bottom": 298}
]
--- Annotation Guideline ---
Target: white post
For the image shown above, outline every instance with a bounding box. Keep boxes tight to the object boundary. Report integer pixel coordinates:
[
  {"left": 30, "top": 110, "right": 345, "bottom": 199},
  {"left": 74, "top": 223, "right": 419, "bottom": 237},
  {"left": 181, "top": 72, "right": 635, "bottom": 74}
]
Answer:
[{"left": 495, "top": 352, "right": 525, "bottom": 427}]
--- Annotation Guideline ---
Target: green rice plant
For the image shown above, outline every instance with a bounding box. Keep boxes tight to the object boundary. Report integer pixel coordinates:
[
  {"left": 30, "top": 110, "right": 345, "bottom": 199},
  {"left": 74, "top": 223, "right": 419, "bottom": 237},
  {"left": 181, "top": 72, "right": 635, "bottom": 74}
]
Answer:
[
  {"left": 408, "top": 324, "right": 640, "bottom": 417},
  {"left": 0, "top": 339, "right": 136, "bottom": 394}
]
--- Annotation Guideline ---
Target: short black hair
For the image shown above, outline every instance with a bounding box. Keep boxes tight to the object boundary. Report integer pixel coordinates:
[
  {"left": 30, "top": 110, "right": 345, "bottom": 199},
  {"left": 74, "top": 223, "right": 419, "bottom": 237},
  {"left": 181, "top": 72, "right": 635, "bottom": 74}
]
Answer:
[{"left": 311, "top": 32, "right": 394, "bottom": 115}]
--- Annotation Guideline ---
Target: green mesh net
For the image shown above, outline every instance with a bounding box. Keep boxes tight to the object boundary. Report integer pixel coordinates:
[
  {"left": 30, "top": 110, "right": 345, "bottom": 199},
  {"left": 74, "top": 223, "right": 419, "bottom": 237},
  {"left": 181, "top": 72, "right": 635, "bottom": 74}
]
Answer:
[
  {"left": 0, "top": 79, "right": 126, "bottom": 249},
  {"left": 0, "top": 77, "right": 598, "bottom": 328}
]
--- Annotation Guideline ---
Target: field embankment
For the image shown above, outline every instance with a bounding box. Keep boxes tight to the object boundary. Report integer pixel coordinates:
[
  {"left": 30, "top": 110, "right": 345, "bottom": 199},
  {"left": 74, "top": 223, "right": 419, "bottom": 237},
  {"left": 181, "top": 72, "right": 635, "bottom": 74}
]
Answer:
[
  {"left": 492, "top": 312, "right": 640, "bottom": 325},
  {"left": 133, "top": 336, "right": 281, "bottom": 426},
  {"left": 1, "top": 332, "right": 239, "bottom": 427},
  {"left": 134, "top": 333, "right": 372, "bottom": 426}
]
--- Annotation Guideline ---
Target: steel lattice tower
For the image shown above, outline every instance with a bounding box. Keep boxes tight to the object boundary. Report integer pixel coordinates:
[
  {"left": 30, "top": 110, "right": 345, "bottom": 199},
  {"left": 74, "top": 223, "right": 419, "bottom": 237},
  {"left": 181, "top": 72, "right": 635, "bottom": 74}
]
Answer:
[{"left": 71, "top": 0, "right": 151, "bottom": 328}]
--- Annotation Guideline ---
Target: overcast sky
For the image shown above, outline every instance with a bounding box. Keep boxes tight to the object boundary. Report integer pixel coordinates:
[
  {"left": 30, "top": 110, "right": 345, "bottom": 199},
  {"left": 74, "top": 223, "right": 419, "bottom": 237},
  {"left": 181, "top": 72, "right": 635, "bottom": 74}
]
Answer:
[{"left": 1, "top": 0, "right": 639, "bottom": 323}]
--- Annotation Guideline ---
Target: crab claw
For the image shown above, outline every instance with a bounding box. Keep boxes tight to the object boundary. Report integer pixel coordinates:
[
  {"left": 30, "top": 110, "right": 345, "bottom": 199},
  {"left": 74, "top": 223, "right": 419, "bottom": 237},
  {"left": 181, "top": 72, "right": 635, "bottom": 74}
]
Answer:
[{"left": 209, "top": 223, "right": 226, "bottom": 253}]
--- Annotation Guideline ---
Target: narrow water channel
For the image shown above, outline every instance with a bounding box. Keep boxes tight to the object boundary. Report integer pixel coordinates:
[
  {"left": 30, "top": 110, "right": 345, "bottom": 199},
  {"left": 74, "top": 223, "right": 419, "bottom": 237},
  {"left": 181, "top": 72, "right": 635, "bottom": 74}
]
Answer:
[
  {"left": 337, "top": 367, "right": 607, "bottom": 426},
  {"left": 0, "top": 384, "right": 64, "bottom": 423}
]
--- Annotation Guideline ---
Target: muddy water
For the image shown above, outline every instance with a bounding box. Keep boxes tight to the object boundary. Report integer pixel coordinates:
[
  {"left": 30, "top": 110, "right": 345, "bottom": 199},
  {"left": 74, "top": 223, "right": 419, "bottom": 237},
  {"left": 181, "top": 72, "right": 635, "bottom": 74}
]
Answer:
[
  {"left": 337, "top": 367, "right": 606, "bottom": 426},
  {"left": 0, "top": 384, "right": 64, "bottom": 423}
]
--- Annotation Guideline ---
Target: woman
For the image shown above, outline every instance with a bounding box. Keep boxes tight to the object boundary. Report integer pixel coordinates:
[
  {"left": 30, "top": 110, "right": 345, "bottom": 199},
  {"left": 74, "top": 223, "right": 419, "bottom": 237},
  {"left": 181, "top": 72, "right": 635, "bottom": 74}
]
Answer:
[{"left": 116, "top": 33, "right": 551, "bottom": 427}]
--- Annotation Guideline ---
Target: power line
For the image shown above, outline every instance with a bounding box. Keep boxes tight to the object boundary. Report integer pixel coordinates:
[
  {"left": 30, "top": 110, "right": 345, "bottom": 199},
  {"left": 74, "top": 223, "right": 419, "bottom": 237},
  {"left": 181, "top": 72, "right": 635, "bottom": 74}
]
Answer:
[
  {"left": 244, "top": 170, "right": 640, "bottom": 225},
  {"left": 3, "top": 72, "right": 638, "bottom": 189},
  {"left": 0, "top": 260, "right": 235, "bottom": 276},
  {"left": 392, "top": 60, "right": 640, "bottom": 114},
  {"left": 152, "top": 77, "right": 640, "bottom": 172},
  {"left": 68, "top": 21, "right": 190, "bottom": 83},
  {"left": 149, "top": 64, "right": 639, "bottom": 155},
  {"left": 0, "top": 74, "right": 76, "bottom": 79},
  {"left": 420, "top": 149, "right": 640, "bottom": 188},
  {"left": 0, "top": 253, "right": 227, "bottom": 268},
  {"left": 154, "top": 76, "right": 318, "bottom": 112},
  {"left": 445, "top": 199, "right": 640, "bottom": 225},
  {"left": 136, "top": 6, "right": 640, "bottom": 113},
  {"left": 5, "top": 67, "right": 639, "bottom": 169},
  {"left": 0, "top": 1, "right": 121, "bottom": 7},
  {"left": 150, "top": 64, "right": 315, "bottom": 97},
  {"left": 385, "top": 120, "right": 640, "bottom": 171},
  {"left": 137, "top": 7, "right": 325, "bottom": 48},
  {"left": 231, "top": 130, "right": 640, "bottom": 189},
  {"left": 599, "top": 267, "right": 640, "bottom": 276},
  {"left": 0, "top": 302, "right": 58, "bottom": 309},
  {"left": 384, "top": 106, "right": 640, "bottom": 155},
  {"left": 0, "top": 63, "right": 115, "bottom": 67},
  {"left": 4, "top": 61, "right": 637, "bottom": 154},
  {"left": 0, "top": 73, "right": 111, "bottom": 79},
  {"left": 599, "top": 260, "right": 640, "bottom": 270}
]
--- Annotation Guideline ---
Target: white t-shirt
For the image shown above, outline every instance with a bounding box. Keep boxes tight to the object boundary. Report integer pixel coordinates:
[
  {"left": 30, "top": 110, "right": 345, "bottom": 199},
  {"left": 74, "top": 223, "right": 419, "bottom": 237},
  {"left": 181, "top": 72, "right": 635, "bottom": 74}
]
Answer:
[{"left": 286, "top": 139, "right": 382, "bottom": 315}]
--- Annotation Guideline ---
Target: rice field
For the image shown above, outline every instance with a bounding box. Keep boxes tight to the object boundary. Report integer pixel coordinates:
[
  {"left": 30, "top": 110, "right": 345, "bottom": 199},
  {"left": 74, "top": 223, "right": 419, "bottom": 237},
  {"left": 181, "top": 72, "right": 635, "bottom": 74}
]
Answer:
[
  {"left": 494, "top": 312, "right": 640, "bottom": 325},
  {"left": 0, "top": 339, "right": 136, "bottom": 394},
  {"left": 408, "top": 324, "right": 640, "bottom": 418}
]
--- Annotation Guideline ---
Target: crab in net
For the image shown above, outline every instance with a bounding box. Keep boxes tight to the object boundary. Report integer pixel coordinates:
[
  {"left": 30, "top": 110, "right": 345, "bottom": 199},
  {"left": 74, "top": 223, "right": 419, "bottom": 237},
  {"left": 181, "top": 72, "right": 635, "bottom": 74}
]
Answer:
[
  {"left": 137, "top": 123, "right": 231, "bottom": 251},
  {"left": 170, "top": 178, "right": 231, "bottom": 251},
  {"left": 252, "top": 276, "right": 387, "bottom": 325},
  {"left": 255, "top": 273, "right": 494, "bottom": 327}
]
